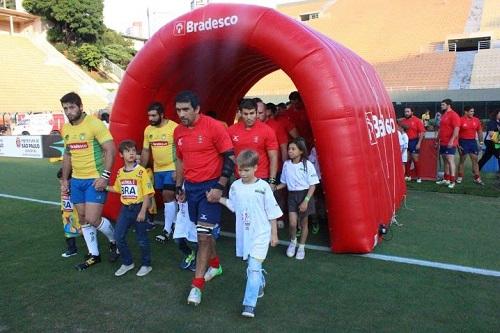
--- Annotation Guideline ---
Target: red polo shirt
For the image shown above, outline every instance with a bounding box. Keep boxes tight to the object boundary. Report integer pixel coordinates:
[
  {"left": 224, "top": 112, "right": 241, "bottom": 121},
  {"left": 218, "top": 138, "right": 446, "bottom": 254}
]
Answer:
[
  {"left": 439, "top": 109, "right": 461, "bottom": 146},
  {"left": 400, "top": 115, "right": 425, "bottom": 140},
  {"left": 459, "top": 116, "right": 481, "bottom": 140}
]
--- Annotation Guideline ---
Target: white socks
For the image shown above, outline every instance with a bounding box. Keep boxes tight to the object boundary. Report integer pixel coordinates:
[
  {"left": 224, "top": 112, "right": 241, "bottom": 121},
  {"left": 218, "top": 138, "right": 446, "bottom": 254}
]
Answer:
[
  {"left": 97, "top": 217, "right": 116, "bottom": 243},
  {"left": 82, "top": 224, "right": 99, "bottom": 256},
  {"left": 164, "top": 202, "right": 177, "bottom": 233}
]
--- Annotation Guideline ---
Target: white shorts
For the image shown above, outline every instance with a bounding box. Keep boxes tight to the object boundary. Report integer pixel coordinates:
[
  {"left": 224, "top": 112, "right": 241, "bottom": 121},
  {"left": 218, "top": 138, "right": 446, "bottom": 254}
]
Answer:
[{"left": 173, "top": 202, "right": 198, "bottom": 243}]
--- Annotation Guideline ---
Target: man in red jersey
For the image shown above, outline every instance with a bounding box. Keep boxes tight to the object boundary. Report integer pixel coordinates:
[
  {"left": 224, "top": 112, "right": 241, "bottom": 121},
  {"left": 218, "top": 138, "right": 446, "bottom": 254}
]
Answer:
[
  {"left": 436, "top": 99, "right": 461, "bottom": 189},
  {"left": 228, "top": 99, "right": 279, "bottom": 188},
  {"left": 173, "top": 91, "right": 235, "bottom": 306},
  {"left": 400, "top": 107, "right": 425, "bottom": 183},
  {"left": 457, "top": 106, "right": 484, "bottom": 185},
  {"left": 283, "top": 91, "right": 313, "bottom": 148},
  {"left": 257, "top": 102, "right": 288, "bottom": 163},
  {"left": 274, "top": 101, "right": 299, "bottom": 140}
]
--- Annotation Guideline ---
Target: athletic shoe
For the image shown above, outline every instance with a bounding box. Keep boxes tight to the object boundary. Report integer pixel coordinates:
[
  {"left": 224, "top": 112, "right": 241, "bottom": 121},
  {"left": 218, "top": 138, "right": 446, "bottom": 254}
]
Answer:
[
  {"left": 456, "top": 177, "right": 463, "bottom": 184},
  {"left": 312, "top": 222, "right": 320, "bottom": 235},
  {"left": 296, "top": 247, "right": 305, "bottom": 260},
  {"left": 204, "top": 265, "right": 223, "bottom": 281},
  {"left": 180, "top": 251, "right": 196, "bottom": 270},
  {"left": 435, "top": 179, "right": 450, "bottom": 185},
  {"left": 286, "top": 242, "right": 297, "bottom": 258},
  {"left": 448, "top": 182, "right": 455, "bottom": 189},
  {"left": 187, "top": 287, "right": 202, "bottom": 306},
  {"left": 136, "top": 266, "right": 152, "bottom": 277},
  {"left": 155, "top": 231, "right": 171, "bottom": 243},
  {"left": 114, "top": 263, "right": 135, "bottom": 276},
  {"left": 75, "top": 255, "right": 101, "bottom": 271},
  {"left": 108, "top": 242, "right": 120, "bottom": 263},
  {"left": 241, "top": 306, "right": 255, "bottom": 318},
  {"left": 416, "top": 178, "right": 422, "bottom": 184},
  {"left": 187, "top": 259, "right": 197, "bottom": 272},
  {"left": 405, "top": 176, "right": 411, "bottom": 181},
  {"left": 61, "top": 249, "right": 77, "bottom": 258},
  {"left": 473, "top": 178, "right": 484, "bottom": 185}
]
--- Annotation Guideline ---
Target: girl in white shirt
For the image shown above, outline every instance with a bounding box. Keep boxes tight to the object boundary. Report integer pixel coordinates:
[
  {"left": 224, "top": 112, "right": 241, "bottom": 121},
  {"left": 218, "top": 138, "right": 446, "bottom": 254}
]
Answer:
[{"left": 277, "top": 138, "right": 320, "bottom": 260}]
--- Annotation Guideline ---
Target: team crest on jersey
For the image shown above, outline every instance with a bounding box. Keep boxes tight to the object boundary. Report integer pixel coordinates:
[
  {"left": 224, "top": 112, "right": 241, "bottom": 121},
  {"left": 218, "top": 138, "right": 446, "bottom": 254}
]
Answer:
[
  {"left": 232, "top": 135, "right": 239, "bottom": 142},
  {"left": 253, "top": 136, "right": 259, "bottom": 143},
  {"left": 162, "top": 134, "right": 166, "bottom": 140},
  {"left": 79, "top": 133, "right": 85, "bottom": 140},
  {"left": 64, "top": 134, "right": 69, "bottom": 141},
  {"left": 149, "top": 134, "right": 153, "bottom": 139},
  {"left": 198, "top": 135, "right": 203, "bottom": 143},
  {"left": 178, "top": 138, "right": 183, "bottom": 146}
]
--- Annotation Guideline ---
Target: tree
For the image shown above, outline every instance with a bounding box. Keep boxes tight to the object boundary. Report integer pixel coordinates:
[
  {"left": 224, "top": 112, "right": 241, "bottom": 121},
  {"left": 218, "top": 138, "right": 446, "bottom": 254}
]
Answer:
[
  {"left": 23, "top": 0, "right": 105, "bottom": 44},
  {"left": 76, "top": 43, "right": 102, "bottom": 70}
]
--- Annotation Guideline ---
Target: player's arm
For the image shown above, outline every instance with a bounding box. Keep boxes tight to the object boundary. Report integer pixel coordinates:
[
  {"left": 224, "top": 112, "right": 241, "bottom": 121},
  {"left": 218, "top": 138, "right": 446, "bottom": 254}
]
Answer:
[
  {"left": 61, "top": 150, "right": 72, "bottom": 194},
  {"left": 299, "top": 184, "right": 316, "bottom": 213},
  {"left": 267, "top": 149, "right": 278, "bottom": 188},
  {"left": 477, "top": 125, "right": 484, "bottom": 146},
  {"left": 140, "top": 147, "right": 150, "bottom": 168},
  {"left": 448, "top": 126, "right": 460, "bottom": 148},
  {"left": 175, "top": 157, "right": 185, "bottom": 202},
  {"left": 218, "top": 197, "right": 234, "bottom": 212},
  {"left": 93, "top": 140, "right": 116, "bottom": 191},
  {"left": 270, "top": 219, "right": 278, "bottom": 247},
  {"left": 206, "top": 150, "right": 235, "bottom": 203},
  {"left": 416, "top": 124, "right": 425, "bottom": 149}
]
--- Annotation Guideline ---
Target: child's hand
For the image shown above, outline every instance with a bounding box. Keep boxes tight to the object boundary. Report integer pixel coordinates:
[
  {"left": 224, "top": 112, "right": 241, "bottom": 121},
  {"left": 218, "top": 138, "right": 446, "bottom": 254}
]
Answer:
[
  {"left": 270, "top": 235, "right": 279, "bottom": 247},
  {"left": 299, "top": 201, "right": 308, "bottom": 213},
  {"left": 137, "top": 211, "right": 146, "bottom": 222}
]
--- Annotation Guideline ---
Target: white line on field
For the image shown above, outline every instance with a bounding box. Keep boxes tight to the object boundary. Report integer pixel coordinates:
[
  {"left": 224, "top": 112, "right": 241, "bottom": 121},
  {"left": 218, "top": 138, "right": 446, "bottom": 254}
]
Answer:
[{"left": 2, "top": 193, "right": 500, "bottom": 278}]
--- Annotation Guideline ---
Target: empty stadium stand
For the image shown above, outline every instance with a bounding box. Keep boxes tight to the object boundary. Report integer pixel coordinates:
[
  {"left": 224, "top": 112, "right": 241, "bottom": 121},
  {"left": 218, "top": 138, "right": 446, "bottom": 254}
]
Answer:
[{"left": 470, "top": 48, "right": 500, "bottom": 88}]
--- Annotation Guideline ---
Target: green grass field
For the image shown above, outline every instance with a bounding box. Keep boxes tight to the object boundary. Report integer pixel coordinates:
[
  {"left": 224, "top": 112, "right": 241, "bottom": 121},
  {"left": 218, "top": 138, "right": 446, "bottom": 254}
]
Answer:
[{"left": 0, "top": 157, "right": 499, "bottom": 332}]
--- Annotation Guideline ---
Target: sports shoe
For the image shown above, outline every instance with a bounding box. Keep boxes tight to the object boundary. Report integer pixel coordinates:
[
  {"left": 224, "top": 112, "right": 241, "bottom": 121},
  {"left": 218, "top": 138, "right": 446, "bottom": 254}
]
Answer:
[
  {"left": 114, "top": 263, "right": 135, "bottom": 276},
  {"left": 448, "top": 182, "right": 455, "bottom": 189},
  {"left": 473, "top": 178, "right": 484, "bottom": 185},
  {"left": 405, "top": 176, "right": 411, "bottom": 181},
  {"left": 108, "top": 242, "right": 120, "bottom": 263},
  {"left": 436, "top": 179, "right": 450, "bottom": 185},
  {"left": 416, "top": 178, "right": 422, "bottom": 183},
  {"left": 204, "top": 265, "right": 223, "bottom": 281},
  {"left": 136, "top": 266, "right": 152, "bottom": 277},
  {"left": 312, "top": 222, "right": 320, "bottom": 235},
  {"left": 180, "top": 251, "right": 196, "bottom": 270},
  {"left": 187, "top": 259, "right": 197, "bottom": 272},
  {"left": 187, "top": 287, "right": 202, "bottom": 306},
  {"left": 75, "top": 255, "right": 101, "bottom": 271},
  {"left": 155, "top": 230, "right": 171, "bottom": 243},
  {"left": 61, "top": 249, "right": 77, "bottom": 258},
  {"left": 456, "top": 177, "right": 463, "bottom": 184},
  {"left": 241, "top": 305, "right": 255, "bottom": 318},
  {"left": 286, "top": 242, "right": 297, "bottom": 258},
  {"left": 296, "top": 246, "right": 305, "bottom": 260}
]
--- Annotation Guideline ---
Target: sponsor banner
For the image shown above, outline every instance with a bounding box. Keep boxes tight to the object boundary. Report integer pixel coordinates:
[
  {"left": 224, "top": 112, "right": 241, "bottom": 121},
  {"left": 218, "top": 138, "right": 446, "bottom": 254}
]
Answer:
[
  {"left": 0, "top": 136, "right": 43, "bottom": 158},
  {"left": 173, "top": 15, "right": 239, "bottom": 35},
  {"left": 42, "top": 134, "right": 64, "bottom": 158}
]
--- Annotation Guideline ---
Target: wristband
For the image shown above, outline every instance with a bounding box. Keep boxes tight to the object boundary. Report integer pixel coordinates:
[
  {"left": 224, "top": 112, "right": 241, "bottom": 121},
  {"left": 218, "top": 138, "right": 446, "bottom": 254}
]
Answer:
[
  {"left": 304, "top": 195, "right": 311, "bottom": 202},
  {"left": 101, "top": 170, "right": 111, "bottom": 180},
  {"left": 213, "top": 182, "right": 225, "bottom": 191},
  {"left": 268, "top": 177, "right": 277, "bottom": 185},
  {"left": 175, "top": 186, "right": 183, "bottom": 195}
]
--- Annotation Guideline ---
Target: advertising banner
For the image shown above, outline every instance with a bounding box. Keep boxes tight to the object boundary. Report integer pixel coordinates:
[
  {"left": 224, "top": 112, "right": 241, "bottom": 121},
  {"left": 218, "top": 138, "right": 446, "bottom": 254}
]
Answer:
[{"left": 0, "top": 136, "right": 43, "bottom": 158}]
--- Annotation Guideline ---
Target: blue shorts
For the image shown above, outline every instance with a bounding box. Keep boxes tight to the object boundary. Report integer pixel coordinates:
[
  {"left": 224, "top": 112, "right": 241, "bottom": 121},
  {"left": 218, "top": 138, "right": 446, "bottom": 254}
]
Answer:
[
  {"left": 439, "top": 145, "right": 456, "bottom": 156},
  {"left": 408, "top": 139, "right": 420, "bottom": 154},
  {"left": 459, "top": 139, "right": 479, "bottom": 155},
  {"left": 184, "top": 179, "right": 221, "bottom": 226},
  {"left": 154, "top": 171, "right": 175, "bottom": 191},
  {"left": 70, "top": 178, "right": 107, "bottom": 204}
]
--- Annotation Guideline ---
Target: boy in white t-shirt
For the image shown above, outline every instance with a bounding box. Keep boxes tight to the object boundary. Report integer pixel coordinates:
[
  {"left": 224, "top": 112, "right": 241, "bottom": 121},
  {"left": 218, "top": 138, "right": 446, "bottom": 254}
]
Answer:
[
  {"left": 219, "top": 150, "right": 281, "bottom": 319},
  {"left": 398, "top": 122, "right": 409, "bottom": 176}
]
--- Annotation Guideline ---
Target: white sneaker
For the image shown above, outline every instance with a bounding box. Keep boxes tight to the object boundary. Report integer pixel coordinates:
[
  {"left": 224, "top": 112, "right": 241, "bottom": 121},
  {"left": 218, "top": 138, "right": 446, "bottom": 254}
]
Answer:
[
  {"left": 404, "top": 176, "right": 411, "bottom": 181},
  {"left": 187, "top": 287, "right": 202, "bottom": 305},
  {"left": 136, "top": 266, "right": 152, "bottom": 277},
  {"left": 473, "top": 178, "right": 484, "bottom": 185},
  {"left": 114, "top": 263, "right": 135, "bottom": 277},
  {"left": 204, "top": 265, "right": 223, "bottom": 281},
  {"left": 448, "top": 182, "right": 455, "bottom": 189},
  {"left": 295, "top": 246, "right": 305, "bottom": 260},
  {"left": 286, "top": 242, "right": 297, "bottom": 258},
  {"left": 416, "top": 178, "right": 422, "bottom": 183},
  {"left": 436, "top": 179, "right": 450, "bottom": 185},
  {"left": 456, "top": 177, "right": 463, "bottom": 184}
]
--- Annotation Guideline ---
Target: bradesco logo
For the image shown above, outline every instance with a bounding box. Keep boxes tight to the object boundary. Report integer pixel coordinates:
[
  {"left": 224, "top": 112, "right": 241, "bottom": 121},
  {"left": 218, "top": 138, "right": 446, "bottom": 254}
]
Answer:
[
  {"left": 173, "top": 15, "right": 239, "bottom": 36},
  {"left": 365, "top": 112, "right": 396, "bottom": 145}
]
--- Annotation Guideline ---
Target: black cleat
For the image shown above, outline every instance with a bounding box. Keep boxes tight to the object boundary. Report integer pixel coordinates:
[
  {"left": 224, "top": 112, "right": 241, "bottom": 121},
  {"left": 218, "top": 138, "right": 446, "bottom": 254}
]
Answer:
[
  {"left": 75, "top": 255, "right": 101, "bottom": 271},
  {"left": 108, "top": 242, "right": 120, "bottom": 263}
]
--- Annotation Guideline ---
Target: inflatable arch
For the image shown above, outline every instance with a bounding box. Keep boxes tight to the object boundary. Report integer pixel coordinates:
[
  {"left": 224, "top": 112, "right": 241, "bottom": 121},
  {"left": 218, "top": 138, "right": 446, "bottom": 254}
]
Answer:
[{"left": 106, "top": 4, "right": 406, "bottom": 253}]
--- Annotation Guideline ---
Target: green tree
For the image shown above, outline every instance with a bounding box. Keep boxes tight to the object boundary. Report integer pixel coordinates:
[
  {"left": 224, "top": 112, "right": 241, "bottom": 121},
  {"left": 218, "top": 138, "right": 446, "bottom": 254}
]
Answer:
[
  {"left": 76, "top": 43, "right": 102, "bottom": 70},
  {"left": 23, "top": 0, "right": 105, "bottom": 44}
]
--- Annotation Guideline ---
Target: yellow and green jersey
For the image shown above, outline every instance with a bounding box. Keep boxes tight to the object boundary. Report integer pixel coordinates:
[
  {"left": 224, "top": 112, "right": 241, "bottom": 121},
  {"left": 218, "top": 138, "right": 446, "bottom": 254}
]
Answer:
[
  {"left": 62, "top": 114, "right": 113, "bottom": 179},
  {"left": 112, "top": 164, "right": 155, "bottom": 205},
  {"left": 143, "top": 120, "right": 178, "bottom": 172}
]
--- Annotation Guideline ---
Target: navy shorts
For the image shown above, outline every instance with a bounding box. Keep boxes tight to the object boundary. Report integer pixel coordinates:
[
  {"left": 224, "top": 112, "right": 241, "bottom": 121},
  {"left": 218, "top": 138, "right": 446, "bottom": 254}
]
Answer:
[
  {"left": 70, "top": 178, "right": 107, "bottom": 204},
  {"left": 184, "top": 179, "right": 221, "bottom": 226},
  {"left": 154, "top": 170, "right": 175, "bottom": 190},
  {"left": 439, "top": 145, "right": 456, "bottom": 156},
  {"left": 408, "top": 139, "right": 420, "bottom": 154},
  {"left": 459, "top": 139, "right": 479, "bottom": 155}
]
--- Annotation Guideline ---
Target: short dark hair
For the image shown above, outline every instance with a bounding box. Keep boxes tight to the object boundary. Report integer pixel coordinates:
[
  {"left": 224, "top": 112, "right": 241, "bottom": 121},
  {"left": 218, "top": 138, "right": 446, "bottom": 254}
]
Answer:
[
  {"left": 175, "top": 91, "right": 200, "bottom": 109},
  {"left": 148, "top": 102, "right": 164, "bottom": 115},
  {"left": 289, "top": 91, "right": 301, "bottom": 101},
  {"left": 101, "top": 113, "right": 109, "bottom": 123},
  {"left": 236, "top": 149, "right": 259, "bottom": 168},
  {"left": 60, "top": 92, "right": 82, "bottom": 107},
  {"left": 119, "top": 139, "right": 137, "bottom": 153},
  {"left": 252, "top": 97, "right": 263, "bottom": 104},
  {"left": 239, "top": 98, "right": 257, "bottom": 111},
  {"left": 442, "top": 98, "right": 453, "bottom": 106},
  {"left": 464, "top": 106, "right": 473, "bottom": 112},
  {"left": 404, "top": 106, "right": 414, "bottom": 113},
  {"left": 266, "top": 102, "right": 277, "bottom": 114}
]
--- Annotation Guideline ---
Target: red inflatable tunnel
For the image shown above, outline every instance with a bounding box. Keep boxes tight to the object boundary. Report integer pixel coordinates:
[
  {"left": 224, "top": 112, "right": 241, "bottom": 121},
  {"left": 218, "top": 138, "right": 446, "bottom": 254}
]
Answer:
[{"left": 106, "top": 4, "right": 406, "bottom": 253}]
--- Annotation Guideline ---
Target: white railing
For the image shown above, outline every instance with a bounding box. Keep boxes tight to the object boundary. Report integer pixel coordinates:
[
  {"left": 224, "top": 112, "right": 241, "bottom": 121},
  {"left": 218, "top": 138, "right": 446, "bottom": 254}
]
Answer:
[{"left": 99, "top": 58, "right": 125, "bottom": 82}]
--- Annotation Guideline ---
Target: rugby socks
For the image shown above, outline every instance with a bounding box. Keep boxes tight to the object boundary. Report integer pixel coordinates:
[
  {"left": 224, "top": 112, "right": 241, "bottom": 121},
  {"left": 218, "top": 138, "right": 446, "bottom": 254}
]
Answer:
[
  {"left": 209, "top": 256, "right": 220, "bottom": 269},
  {"left": 444, "top": 173, "right": 449, "bottom": 181},
  {"left": 82, "top": 224, "right": 99, "bottom": 256},
  {"left": 298, "top": 243, "right": 305, "bottom": 250},
  {"left": 458, "top": 172, "right": 464, "bottom": 178},
  {"left": 449, "top": 175, "right": 455, "bottom": 183},
  {"left": 192, "top": 277, "right": 205, "bottom": 290},
  {"left": 97, "top": 217, "right": 116, "bottom": 243},
  {"left": 164, "top": 202, "right": 177, "bottom": 233}
]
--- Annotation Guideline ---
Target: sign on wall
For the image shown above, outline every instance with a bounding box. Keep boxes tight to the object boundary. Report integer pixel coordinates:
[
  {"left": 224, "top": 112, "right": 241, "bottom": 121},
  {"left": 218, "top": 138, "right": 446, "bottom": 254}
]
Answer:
[{"left": 0, "top": 136, "right": 44, "bottom": 158}]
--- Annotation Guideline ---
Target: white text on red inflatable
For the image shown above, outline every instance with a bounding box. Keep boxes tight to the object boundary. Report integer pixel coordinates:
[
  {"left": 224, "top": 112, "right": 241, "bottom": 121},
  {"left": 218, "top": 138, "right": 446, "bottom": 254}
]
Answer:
[
  {"left": 365, "top": 112, "right": 396, "bottom": 144},
  {"left": 174, "top": 16, "right": 239, "bottom": 35}
]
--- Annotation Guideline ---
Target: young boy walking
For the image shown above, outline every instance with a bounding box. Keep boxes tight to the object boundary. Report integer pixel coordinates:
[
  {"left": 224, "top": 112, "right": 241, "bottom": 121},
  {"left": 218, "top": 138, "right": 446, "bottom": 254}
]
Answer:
[
  {"left": 219, "top": 150, "right": 281, "bottom": 318},
  {"left": 107, "top": 140, "right": 155, "bottom": 277}
]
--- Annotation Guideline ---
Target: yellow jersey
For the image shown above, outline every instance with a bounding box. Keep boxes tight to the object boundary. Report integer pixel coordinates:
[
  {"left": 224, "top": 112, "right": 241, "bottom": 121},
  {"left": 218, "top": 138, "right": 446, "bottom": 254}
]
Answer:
[
  {"left": 143, "top": 120, "right": 178, "bottom": 172},
  {"left": 112, "top": 164, "right": 155, "bottom": 205},
  {"left": 62, "top": 114, "right": 113, "bottom": 179}
]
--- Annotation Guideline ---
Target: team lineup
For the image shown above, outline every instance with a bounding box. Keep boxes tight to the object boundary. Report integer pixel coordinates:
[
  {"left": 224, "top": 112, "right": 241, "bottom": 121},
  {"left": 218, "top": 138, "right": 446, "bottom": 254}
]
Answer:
[{"left": 58, "top": 90, "right": 320, "bottom": 318}]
